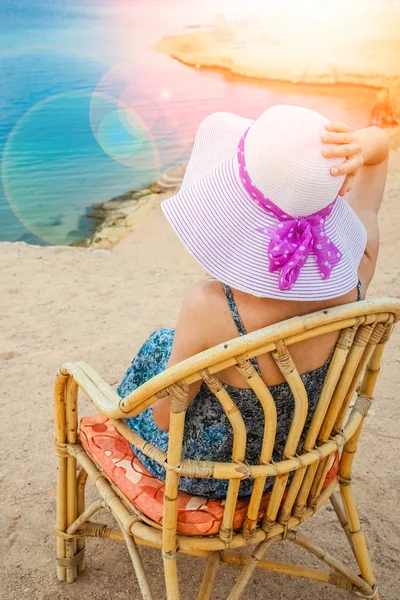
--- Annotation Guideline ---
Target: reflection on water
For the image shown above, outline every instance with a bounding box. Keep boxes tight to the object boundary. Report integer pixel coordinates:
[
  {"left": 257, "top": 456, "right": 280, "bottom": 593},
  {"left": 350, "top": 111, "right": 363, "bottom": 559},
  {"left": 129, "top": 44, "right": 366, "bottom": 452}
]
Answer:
[{"left": 0, "top": 0, "right": 380, "bottom": 245}]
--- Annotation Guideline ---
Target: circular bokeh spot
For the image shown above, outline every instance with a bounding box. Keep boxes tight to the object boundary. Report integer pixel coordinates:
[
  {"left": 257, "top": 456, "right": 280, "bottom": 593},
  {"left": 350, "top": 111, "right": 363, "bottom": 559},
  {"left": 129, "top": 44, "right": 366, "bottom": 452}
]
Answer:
[
  {"left": 0, "top": 48, "right": 111, "bottom": 244},
  {"left": 119, "top": 82, "right": 160, "bottom": 132},
  {"left": 90, "top": 61, "right": 198, "bottom": 170},
  {"left": 90, "top": 91, "right": 158, "bottom": 169},
  {"left": 3, "top": 91, "right": 160, "bottom": 245}
]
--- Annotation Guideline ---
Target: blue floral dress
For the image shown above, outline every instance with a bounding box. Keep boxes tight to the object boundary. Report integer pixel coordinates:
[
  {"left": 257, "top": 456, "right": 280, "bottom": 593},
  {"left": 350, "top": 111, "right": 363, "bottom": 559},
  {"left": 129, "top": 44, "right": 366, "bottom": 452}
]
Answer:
[{"left": 118, "top": 283, "right": 362, "bottom": 498}]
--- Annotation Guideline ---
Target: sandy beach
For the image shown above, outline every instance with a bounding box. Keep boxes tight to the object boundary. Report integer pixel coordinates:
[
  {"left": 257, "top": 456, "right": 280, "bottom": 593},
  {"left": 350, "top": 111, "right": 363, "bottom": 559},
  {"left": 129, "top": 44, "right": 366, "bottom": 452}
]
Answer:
[
  {"left": 1, "top": 140, "right": 400, "bottom": 598},
  {"left": 156, "top": 2, "right": 400, "bottom": 118}
]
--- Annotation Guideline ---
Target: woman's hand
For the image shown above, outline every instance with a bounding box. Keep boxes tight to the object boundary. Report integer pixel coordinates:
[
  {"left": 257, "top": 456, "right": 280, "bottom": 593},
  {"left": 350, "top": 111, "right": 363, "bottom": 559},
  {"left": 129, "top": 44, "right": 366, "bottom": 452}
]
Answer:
[{"left": 322, "top": 122, "right": 364, "bottom": 196}]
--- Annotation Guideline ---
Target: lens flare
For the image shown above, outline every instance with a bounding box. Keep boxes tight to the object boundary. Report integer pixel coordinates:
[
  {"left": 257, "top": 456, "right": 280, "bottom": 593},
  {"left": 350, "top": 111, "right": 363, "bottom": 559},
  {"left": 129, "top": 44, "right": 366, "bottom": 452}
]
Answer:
[
  {"left": 2, "top": 91, "right": 160, "bottom": 245},
  {"left": 90, "top": 90, "right": 158, "bottom": 169},
  {"left": 0, "top": 48, "right": 121, "bottom": 244},
  {"left": 90, "top": 61, "right": 198, "bottom": 170},
  {"left": 219, "top": 0, "right": 387, "bottom": 39}
]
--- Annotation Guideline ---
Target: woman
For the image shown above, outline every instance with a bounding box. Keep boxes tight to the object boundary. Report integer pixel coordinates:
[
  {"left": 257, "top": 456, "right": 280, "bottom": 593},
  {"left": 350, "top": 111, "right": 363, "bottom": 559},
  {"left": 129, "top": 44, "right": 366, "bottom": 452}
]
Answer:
[{"left": 118, "top": 105, "right": 389, "bottom": 498}]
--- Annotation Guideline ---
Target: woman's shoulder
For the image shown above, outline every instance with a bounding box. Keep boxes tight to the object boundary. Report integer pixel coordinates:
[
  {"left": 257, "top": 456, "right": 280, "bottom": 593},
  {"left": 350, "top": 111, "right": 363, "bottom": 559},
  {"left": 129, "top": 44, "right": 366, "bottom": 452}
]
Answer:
[
  {"left": 177, "top": 279, "right": 236, "bottom": 347},
  {"left": 182, "top": 279, "right": 224, "bottom": 309}
]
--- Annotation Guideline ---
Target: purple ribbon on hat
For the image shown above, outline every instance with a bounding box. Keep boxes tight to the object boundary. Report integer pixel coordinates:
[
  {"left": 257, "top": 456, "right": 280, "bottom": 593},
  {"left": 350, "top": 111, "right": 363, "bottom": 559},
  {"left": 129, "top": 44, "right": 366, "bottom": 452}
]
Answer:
[{"left": 237, "top": 130, "right": 342, "bottom": 291}]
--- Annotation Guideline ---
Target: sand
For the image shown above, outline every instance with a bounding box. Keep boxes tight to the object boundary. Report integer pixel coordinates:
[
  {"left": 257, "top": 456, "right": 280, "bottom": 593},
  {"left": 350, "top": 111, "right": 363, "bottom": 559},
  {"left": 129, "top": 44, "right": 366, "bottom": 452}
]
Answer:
[{"left": 1, "top": 147, "right": 400, "bottom": 598}]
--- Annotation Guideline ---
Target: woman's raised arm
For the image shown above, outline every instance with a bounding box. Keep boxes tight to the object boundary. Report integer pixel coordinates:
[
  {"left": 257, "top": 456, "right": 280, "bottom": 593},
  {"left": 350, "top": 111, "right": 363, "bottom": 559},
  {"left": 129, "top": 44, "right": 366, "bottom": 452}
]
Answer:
[{"left": 322, "top": 122, "right": 390, "bottom": 293}]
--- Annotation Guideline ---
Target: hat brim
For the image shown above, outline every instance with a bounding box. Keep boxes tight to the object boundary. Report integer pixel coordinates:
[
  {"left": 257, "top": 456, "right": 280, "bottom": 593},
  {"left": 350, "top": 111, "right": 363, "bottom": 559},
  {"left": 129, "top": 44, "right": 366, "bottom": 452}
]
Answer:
[{"left": 162, "top": 112, "right": 367, "bottom": 300}]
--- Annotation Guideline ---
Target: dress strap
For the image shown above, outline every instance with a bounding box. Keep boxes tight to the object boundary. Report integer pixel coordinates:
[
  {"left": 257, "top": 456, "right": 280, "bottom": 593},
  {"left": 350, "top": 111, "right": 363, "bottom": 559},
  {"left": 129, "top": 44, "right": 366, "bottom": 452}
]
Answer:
[
  {"left": 222, "top": 284, "right": 261, "bottom": 374},
  {"left": 357, "top": 280, "right": 363, "bottom": 301},
  {"left": 222, "top": 284, "right": 248, "bottom": 335}
]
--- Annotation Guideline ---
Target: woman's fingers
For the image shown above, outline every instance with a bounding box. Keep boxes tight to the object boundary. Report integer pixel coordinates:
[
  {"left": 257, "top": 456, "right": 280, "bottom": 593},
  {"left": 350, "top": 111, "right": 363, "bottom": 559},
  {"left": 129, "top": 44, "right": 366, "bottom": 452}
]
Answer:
[
  {"left": 338, "top": 177, "right": 348, "bottom": 197},
  {"left": 346, "top": 173, "right": 355, "bottom": 193},
  {"left": 323, "top": 142, "right": 361, "bottom": 158},
  {"left": 323, "top": 123, "right": 363, "bottom": 185},
  {"left": 325, "top": 122, "right": 352, "bottom": 133},
  {"left": 331, "top": 155, "right": 364, "bottom": 176},
  {"left": 338, "top": 174, "right": 355, "bottom": 196},
  {"left": 322, "top": 132, "right": 353, "bottom": 144}
]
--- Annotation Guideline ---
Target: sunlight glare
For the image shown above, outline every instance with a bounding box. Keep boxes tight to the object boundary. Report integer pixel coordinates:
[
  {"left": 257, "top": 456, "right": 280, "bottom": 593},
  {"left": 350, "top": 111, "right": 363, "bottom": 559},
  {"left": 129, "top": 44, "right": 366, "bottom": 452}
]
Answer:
[{"left": 219, "top": 0, "right": 377, "bottom": 40}]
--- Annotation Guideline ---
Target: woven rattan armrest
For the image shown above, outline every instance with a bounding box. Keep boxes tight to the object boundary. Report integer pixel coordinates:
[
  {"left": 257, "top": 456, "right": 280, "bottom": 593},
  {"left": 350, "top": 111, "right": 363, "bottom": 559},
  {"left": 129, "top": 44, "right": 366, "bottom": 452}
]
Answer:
[{"left": 58, "top": 361, "right": 123, "bottom": 418}]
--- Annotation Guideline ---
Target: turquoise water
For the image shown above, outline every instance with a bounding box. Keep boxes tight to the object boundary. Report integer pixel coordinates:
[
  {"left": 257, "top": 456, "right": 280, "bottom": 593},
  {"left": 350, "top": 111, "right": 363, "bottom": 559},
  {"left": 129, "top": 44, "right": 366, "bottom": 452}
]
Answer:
[{"left": 0, "top": 0, "right": 378, "bottom": 245}]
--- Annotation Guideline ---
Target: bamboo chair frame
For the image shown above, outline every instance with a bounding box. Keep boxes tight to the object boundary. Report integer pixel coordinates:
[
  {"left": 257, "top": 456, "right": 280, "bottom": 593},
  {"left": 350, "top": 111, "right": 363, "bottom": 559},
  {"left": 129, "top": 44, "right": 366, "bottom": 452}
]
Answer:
[{"left": 54, "top": 298, "right": 400, "bottom": 599}]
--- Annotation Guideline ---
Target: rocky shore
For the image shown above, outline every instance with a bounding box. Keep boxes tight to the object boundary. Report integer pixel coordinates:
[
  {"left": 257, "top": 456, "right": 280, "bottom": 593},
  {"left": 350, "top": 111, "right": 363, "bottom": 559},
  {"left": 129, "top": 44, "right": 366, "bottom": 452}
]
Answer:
[
  {"left": 156, "top": 31, "right": 400, "bottom": 101},
  {"left": 86, "top": 164, "right": 186, "bottom": 248}
]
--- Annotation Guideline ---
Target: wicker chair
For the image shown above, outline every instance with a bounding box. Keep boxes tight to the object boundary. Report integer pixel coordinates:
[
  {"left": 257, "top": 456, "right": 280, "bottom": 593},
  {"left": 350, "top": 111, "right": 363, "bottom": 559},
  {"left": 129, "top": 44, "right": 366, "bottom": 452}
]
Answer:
[{"left": 54, "top": 298, "right": 400, "bottom": 600}]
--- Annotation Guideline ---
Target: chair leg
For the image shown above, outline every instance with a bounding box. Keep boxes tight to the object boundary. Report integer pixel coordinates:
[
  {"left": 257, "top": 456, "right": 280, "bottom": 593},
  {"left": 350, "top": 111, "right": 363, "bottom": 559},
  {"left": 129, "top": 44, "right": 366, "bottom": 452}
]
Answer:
[
  {"left": 288, "top": 531, "right": 379, "bottom": 598},
  {"left": 163, "top": 552, "right": 180, "bottom": 600},
  {"left": 65, "top": 378, "right": 80, "bottom": 582},
  {"left": 55, "top": 447, "right": 68, "bottom": 582},
  {"left": 197, "top": 552, "right": 221, "bottom": 600},
  {"left": 330, "top": 492, "right": 355, "bottom": 554},
  {"left": 76, "top": 468, "right": 88, "bottom": 574},
  {"left": 226, "top": 537, "right": 280, "bottom": 600},
  {"left": 116, "top": 516, "right": 154, "bottom": 600},
  {"left": 55, "top": 371, "right": 69, "bottom": 582},
  {"left": 55, "top": 452, "right": 83, "bottom": 582},
  {"left": 340, "top": 482, "right": 378, "bottom": 595},
  {"left": 55, "top": 373, "right": 81, "bottom": 583}
]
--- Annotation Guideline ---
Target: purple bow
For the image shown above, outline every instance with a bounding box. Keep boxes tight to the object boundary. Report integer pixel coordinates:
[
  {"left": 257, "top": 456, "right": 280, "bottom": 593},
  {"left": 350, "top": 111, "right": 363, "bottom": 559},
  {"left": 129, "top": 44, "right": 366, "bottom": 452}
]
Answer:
[
  {"left": 259, "top": 213, "right": 341, "bottom": 291},
  {"left": 237, "top": 129, "right": 342, "bottom": 291}
]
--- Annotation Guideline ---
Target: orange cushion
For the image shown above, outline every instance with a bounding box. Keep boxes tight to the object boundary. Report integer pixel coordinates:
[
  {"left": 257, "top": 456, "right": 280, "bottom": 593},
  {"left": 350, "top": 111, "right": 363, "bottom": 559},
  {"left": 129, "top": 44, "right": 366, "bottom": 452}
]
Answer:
[{"left": 79, "top": 414, "right": 339, "bottom": 536}]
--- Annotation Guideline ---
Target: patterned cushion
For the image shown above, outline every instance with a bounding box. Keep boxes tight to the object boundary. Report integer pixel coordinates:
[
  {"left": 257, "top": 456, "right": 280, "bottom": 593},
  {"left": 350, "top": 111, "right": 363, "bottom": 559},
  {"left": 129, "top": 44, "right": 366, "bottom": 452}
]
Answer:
[{"left": 80, "top": 414, "right": 339, "bottom": 536}]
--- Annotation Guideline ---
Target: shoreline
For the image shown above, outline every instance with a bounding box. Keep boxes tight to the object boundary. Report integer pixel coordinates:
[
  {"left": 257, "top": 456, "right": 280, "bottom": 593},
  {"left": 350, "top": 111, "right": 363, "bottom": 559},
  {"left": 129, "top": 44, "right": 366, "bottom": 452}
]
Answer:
[
  {"left": 154, "top": 23, "right": 400, "bottom": 114},
  {"left": 154, "top": 19, "right": 400, "bottom": 117},
  {"left": 84, "top": 164, "right": 186, "bottom": 249},
  {"left": 157, "top": 40, "right": 400, "bottom": 98}
]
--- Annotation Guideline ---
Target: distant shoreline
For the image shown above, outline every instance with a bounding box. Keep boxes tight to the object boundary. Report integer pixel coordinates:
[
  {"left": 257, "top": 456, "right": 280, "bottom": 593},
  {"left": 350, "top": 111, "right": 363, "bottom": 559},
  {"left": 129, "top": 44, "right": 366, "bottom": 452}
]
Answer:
[
  {"left": 155, "top": 28, "right": 400, "bottom": 114},
  {"left": 157, "top": 35, "right": 397, "bottom": 92},
  {"left": 82, "top": 164, "right": 186, "bottom": 249},
  {"left": 154, "top": 25, "right": 400, "bottom": 123}
]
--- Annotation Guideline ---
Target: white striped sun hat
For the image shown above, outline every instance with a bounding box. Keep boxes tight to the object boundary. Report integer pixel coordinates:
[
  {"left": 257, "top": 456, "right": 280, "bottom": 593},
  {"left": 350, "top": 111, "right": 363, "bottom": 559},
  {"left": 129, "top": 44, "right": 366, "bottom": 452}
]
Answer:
[{"left": 162, "top": 105, "right": 367, "bottom": 300}]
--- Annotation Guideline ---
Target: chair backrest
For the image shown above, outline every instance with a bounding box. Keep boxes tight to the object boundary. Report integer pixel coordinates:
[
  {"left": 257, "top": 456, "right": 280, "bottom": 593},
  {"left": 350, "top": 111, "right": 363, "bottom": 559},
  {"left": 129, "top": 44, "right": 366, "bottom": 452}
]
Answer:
[{"left": 107, "top": 299, "right": 400, "bottom": 551}]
